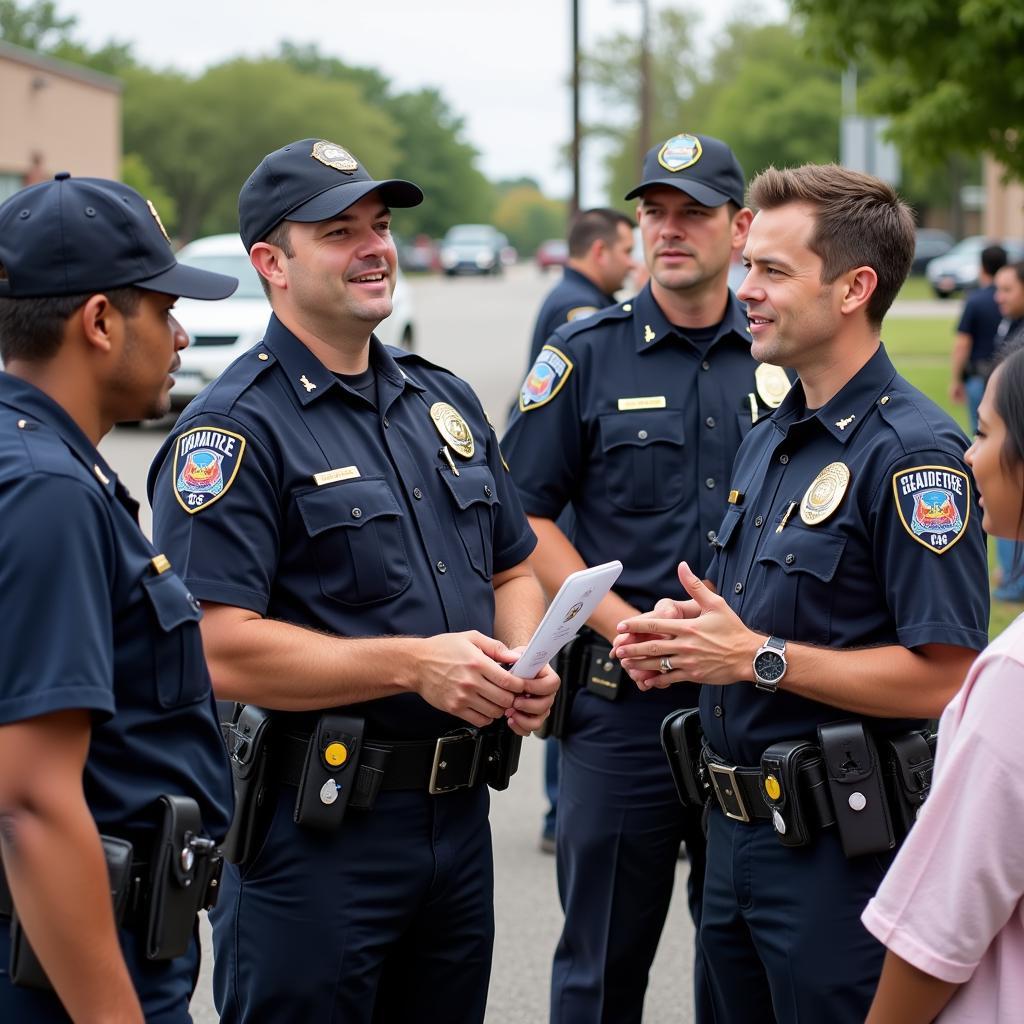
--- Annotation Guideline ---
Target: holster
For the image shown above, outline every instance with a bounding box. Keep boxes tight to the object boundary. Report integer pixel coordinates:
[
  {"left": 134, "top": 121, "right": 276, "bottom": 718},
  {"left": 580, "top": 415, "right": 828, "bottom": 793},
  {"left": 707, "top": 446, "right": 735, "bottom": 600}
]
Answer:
[
  {"left": 145, "top": 795, "right": 222, "bottom": 961},
  {"left": 3, "top": 835, "right": 134, "bottom": 991},
  {"left": 760, "top": 740, "right": 833, "bottom": 848},
  {"left": 221, "top": 704, "right": 274, "bottom": 864},
  {"left": 537, "top": 638, "right": 584, "bottom": 740},
  {"left": 882, "top": 729, "right": 937, "bottom": 837},
  {"left": 818, "top": 720, "right": 895, "bottom": 858},
  {"left": 660, "top": 708, "right": 708, "bottom": 809},
  {"left": 293, "top": 713, "right": 364, "bottom": 831},
  {"left": 483, "top": 722, "right": 523, "bottom": 792}
]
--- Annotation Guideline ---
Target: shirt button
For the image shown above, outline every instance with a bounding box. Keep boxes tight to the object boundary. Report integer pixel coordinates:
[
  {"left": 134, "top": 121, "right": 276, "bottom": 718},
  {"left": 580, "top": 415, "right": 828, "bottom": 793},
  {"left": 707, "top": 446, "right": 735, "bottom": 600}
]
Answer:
[
  {"left": 707, "top": 529, "right": 717, "bottom": 543},
  {"left": 701, "top": 360, "right": 711, "bottom": 371},
  {"left": 413, "top": 488, "right": 423, "bottom": 500},
  {"left": 351, "top": 507, "right": 362, "bottom": 519},
  {"left": 705, "top": 416, "right": 716, "bottom": 428},
  {"left": 436, "top": 561, "right": 447, "bottom": 574},
  {"left": 484, "top": 485, "right": 493, "bottom": 497},
  {"left": 734, "top": 582, "right": 743, "bottom": 594},
  {"left": 713, "top": 705, "right": 723, "bottom": 718},
  {"left": 383, "top": 416, "right": 390, "bottom": 428},
  {"left": 779, "top": 454, "right": 789, "bottom": 465},
  {"left": 638, "top": 429, "right": 648, "bottom": 440},
  {"left": 754, "top": 515, "right": 764, "bottom": 527},
  {"left": 785, "top": 553, "right": 795, "bottom": 565},
  {"left": 705, "top": 478, "right": 716, "bottom": 489}
]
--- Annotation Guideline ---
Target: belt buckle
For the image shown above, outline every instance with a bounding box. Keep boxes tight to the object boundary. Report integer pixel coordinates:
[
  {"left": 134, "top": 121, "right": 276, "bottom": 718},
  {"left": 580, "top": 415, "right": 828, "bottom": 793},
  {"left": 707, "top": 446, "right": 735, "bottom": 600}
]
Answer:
[
  {"left": 428, "top": 729, "right": 482, "bottom": 795},
  {"left": 707, "top": 762, "right": 751, "bottom": 823}
]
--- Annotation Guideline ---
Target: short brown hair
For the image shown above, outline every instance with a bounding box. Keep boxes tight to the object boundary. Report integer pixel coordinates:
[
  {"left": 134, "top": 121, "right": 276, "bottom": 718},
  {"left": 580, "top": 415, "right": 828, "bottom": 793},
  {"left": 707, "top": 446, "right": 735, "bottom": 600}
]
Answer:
[
  {"left": 748, "top": 164, "right": 915, "bottom": 327},
  {"left": 256, "top": 221, "right": 295, "bottom": 299}
]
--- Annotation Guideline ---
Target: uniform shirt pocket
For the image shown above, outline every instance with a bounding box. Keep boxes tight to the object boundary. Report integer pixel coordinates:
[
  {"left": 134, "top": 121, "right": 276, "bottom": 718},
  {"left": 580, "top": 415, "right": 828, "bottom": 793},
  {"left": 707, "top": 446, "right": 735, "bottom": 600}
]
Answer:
[
  {"left": 295, "top": 478, "right": 411, "bottom": 606},
  {"left": 141, "top": 571, "right": 209, "bottom": 708},
  {"left": 754, "top": 526, "right": 847, "bottom": 645},
  {"left": 598, "top": 411, "right": 686, "bottom": 512},
  {"left": 436, "top": 463, "right": 501, "bottom": 579}
]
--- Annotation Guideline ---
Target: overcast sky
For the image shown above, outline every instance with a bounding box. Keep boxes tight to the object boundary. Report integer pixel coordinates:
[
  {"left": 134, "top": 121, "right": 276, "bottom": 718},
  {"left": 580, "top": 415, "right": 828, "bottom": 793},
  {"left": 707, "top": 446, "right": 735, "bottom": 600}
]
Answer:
[{"left": 59, "top": 0, "right": 787, "bottom": 205}]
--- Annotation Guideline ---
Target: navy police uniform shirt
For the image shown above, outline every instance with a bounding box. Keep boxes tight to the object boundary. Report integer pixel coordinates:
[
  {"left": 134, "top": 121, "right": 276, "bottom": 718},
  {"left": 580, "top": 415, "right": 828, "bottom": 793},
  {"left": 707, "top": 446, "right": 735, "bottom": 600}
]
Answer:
[
  {"left": 148, "top": 315, "right": 535, "bottom": 741},
  {"left": 956, "top": 284, "right": 1002, "bottom": 365},
  {"left": 505, "top": 284, "right": 774, "bottom": 621},
  {"left": 0, "top": 374, "right": 233, "bottom": 845},
  {"left": 702, "top": 345, "right": 990, "bottom": 767},
  {"left": 526, "top": 266, "right": 616, "bottom": 369}
]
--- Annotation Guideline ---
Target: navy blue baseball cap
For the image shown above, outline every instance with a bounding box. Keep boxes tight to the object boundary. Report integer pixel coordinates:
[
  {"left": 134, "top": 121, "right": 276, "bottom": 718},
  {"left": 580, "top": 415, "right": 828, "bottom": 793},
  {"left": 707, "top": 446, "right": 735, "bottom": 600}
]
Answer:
[
  {"left": 239, "top": 138, "right": 424, "bottom": 251},
  {"left": 624, "top": 133, "right": 745, "bottom": 208},
  {"left": 0, "top": 173, "right": 237, "bottom": 300}
]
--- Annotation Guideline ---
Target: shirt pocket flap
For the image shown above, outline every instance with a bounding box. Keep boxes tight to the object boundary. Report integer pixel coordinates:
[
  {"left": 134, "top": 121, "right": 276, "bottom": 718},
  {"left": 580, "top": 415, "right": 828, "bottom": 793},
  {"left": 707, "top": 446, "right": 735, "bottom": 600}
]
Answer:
[
  {"left": 598, "top": 411, "right": 685, "bottom": 452},
  {"left": 295, "top": 478, "right": 403, "bottom": 537},
  {"left": 437, "top": 464, "right": 500, "bottom": 511},
  {"left": 756, "top": 527, "right": 847, "bottom": 582},
  {"left": 141, "top": 572, "right": 202, "bottom": 632},
  {"left": 713, "top": 505, "right": 745, "bottom": 550}
]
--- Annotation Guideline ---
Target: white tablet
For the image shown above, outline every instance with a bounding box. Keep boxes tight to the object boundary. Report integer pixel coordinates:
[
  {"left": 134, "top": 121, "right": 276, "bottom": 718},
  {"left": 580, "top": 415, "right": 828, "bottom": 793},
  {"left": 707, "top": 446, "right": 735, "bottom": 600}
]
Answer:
[{"left": 511, "top": 560, "right": 623, "bottom": 679}]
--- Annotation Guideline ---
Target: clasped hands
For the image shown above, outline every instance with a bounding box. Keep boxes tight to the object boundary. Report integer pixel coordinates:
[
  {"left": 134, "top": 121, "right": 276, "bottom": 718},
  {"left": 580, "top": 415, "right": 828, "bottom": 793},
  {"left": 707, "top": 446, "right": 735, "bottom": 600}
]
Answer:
[{"left": 612, "top": 561, "right": 761, "bottom": 690}]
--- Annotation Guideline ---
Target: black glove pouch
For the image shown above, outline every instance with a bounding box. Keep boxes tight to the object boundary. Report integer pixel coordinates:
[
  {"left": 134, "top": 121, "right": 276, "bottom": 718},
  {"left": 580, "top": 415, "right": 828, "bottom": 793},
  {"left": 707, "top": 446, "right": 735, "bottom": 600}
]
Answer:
[
  {"left": 760, "top": 741, "right": 823, "bottom": 848},
  {"left": 818, "top": 720, "right": 895, "bottom": 858},
  {"left": 6, "top": 835, "right": 133, "bottom": 991},
  {"left": 293, "top": 713, "right": 364, "bottom": 831},
  {"left": 484, "top": 722, "right": 523, "bottom": 792},
  {"left": 660, "top": 708, "right": 707, "bottom": 809},
  {"left": 537, "top": 639, "right": 583, "bottom": 739},
  {"left": 882, "top": 729, "right": 937, "bottom": 837},
  {"left": 221, "top": 704, "right": 274, "bottom": 864},
  {"left": 146, "top": 795, "right": 221, "bottom": 961}
]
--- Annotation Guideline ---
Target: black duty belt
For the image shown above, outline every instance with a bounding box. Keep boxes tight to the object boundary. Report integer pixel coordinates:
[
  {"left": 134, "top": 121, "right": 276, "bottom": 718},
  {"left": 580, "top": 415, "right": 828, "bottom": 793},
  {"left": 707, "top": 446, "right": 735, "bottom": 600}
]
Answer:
[{"left": 276, "top": 727, "right": 500, "bottom": 804}]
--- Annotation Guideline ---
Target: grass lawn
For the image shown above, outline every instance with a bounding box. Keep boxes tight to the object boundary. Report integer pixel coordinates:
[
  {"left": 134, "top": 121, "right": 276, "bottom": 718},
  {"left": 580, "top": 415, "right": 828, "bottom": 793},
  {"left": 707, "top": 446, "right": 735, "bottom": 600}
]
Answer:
[{"left": 880, "top": 314, "right": 1020, "bottom": 639}]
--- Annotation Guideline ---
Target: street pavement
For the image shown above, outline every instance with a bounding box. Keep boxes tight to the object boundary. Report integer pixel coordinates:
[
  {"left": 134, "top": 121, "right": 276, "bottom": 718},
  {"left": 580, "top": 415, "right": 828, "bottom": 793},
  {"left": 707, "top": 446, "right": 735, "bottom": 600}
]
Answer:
[{"left": 100, "top": 266, "right": 956, "bottom": 1022}]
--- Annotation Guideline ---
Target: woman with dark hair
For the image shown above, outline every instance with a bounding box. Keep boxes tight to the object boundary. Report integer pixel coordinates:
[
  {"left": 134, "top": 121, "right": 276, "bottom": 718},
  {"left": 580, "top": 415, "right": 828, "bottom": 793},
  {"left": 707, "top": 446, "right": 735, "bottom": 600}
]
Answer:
[{"left": 863, "top": 343, "right": 1024, "bottom": 1023}]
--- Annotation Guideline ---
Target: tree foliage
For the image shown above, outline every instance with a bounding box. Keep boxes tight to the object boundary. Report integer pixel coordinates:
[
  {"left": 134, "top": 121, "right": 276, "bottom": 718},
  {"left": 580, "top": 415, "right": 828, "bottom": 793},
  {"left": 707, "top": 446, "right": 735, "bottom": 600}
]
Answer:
[
  {"left": 791, "top": 0, "right": 1024, "bottom": 180},
  {"left": 493, "top": 184, "right": 566, "bottom": 255}
]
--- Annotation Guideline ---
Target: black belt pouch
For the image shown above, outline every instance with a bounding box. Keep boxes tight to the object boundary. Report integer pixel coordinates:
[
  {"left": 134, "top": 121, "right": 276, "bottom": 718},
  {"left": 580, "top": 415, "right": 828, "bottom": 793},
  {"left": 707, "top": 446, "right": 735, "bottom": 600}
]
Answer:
[
  {"left": 660, "top": 708, "right": 706, "bottom": 808},
  {"left": 818, "top": 720, "right": 895, "bottom": 858},
  {"left": 485, "top": 722, "right": 523, "bottom": 792},
  {"left": 6, "top": 835, "right": 133, "bottom": 991},
  {"left": 583, "top": 637, "right": 623, "bottom": 701},
  {"left": 221, "top": 704, "right": 273, "bottom": 864},
  {"left": 882, "top": 729, "right": 937, "bottom": 837},
  {"left": 146, "top": 795, "right": 221, "bottom": 961},
  {"left": 293, "top": 714, "right": 364, "bottom": 831},
  {"left": 760, "top": 741, "right": 820, "bottom": 848},
  {"left": 537, "top": 639, "right": 583, "bottom": 739}
]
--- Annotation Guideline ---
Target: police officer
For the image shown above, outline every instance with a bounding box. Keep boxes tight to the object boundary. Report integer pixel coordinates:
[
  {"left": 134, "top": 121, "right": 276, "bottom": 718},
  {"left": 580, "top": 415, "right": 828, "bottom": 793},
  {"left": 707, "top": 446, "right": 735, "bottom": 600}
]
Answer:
[
  {"left": 615, "top": 164, "right": 990, "bottom": 1024},
  {"left": 503, "top": 133, "right": 784, "bottom": 1024},
  {"left": 526, "top": 207, "right": 637, "bottom": 369},
  {"left": 148, "top": 139, "right": 558, "bottom": 1024},
  {"left": 0, "top": 174, "right": 236, "bottom": 1022}
]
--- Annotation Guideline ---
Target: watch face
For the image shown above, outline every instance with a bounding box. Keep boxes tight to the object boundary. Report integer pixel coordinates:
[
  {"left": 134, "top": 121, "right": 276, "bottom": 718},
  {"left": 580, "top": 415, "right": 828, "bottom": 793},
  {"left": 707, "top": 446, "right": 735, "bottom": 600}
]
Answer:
[{"left": 754, "top": 651, "right": 786, "bottom": 682}]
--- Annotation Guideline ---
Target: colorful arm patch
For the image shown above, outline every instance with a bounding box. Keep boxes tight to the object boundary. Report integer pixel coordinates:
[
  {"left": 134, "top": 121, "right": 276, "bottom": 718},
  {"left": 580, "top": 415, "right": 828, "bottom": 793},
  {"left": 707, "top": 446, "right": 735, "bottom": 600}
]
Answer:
[
  {"left": 172, "top": 425, "right": 247, "bottom": 514},
  {"left": 519, "top": 344, "right": 574, "bottom": 413},
  {"left": 892, "top": 465, "right": 970, "bottom": 555},
  {"left": 566, "top": 306, "right": 598, "bottom": 323}
]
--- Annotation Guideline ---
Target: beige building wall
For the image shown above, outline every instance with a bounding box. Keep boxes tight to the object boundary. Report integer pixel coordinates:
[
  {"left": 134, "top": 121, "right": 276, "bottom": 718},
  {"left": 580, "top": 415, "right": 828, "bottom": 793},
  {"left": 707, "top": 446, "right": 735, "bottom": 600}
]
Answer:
[
  {"left": 984, "top": 157, "right": 1024, "bottom": 239},
  {"left": 0, "top": 42, "right": 121, "bottom": 194}
]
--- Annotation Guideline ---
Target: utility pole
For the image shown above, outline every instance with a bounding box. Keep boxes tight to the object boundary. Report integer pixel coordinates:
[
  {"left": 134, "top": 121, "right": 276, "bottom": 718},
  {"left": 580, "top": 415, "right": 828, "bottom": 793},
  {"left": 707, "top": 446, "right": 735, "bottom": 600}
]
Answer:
[{"left": 571, "top": 0, "right": 581, "bottom": 218}]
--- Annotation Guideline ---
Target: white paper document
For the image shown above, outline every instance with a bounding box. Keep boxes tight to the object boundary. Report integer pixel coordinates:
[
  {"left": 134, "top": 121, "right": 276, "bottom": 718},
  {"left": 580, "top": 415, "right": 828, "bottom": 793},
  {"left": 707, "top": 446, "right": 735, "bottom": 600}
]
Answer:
[{"left": 510, "top": 560, "right": 623, "bottom": 679}]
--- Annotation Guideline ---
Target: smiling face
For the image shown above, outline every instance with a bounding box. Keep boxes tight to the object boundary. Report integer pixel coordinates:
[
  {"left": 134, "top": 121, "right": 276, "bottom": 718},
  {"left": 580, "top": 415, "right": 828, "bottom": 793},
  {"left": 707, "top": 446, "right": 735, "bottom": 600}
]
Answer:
[
  {"left": 276, "top": 190, "right": 397, "bottom": 330},
  {"left": 965, "top": 364, "right": 1024, "bottom": 540},
  {"left": 637, "top": 186, "right": 741, "bottom": 296}
]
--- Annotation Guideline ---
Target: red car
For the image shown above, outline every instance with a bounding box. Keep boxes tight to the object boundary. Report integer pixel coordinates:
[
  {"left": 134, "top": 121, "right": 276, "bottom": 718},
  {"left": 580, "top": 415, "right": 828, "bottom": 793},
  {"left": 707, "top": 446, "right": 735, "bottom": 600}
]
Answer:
[{"left": 536, "top": 238, "right": 568, "bottom": 272}]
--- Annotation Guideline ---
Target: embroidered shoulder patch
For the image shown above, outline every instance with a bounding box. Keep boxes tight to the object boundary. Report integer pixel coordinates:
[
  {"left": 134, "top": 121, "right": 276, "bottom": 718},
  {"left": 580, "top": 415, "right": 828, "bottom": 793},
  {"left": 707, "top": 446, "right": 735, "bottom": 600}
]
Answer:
[
  {"left": 519, "top": 344, "right": 574, "bottom": 412},
  {"left": 892, "top": 465, "right": 969, "bottom": 555},
  {"left": 172, "top": 426, "right": 247, "bottom": 514},
  {"left": 566, "top": 305, "right": 598, "bottom": 323}
]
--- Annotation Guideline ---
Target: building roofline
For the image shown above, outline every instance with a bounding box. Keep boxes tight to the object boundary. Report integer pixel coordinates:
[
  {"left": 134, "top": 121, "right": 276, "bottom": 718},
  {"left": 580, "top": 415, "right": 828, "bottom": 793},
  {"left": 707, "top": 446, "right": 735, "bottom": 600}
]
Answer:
[{"left": 0, "top": 39, "right": 122, "bottom": 93}]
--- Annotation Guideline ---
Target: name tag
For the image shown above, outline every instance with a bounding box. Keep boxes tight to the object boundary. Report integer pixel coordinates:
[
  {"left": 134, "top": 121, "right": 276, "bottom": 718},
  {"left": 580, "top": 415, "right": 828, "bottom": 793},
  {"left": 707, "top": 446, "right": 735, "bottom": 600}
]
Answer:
[
  {"left": 313, "top": 466, "right": 361, "bottom": 486},
  {"left": 617, "top": 396, "right": 667, "bottom": 411}
]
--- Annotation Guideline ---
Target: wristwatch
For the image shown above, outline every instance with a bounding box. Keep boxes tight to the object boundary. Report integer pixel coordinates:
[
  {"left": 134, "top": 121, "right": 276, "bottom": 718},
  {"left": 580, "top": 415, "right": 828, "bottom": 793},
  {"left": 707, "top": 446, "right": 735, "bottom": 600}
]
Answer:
[{"left": 752, "top": 636, "right": 787, "bottom": 693}]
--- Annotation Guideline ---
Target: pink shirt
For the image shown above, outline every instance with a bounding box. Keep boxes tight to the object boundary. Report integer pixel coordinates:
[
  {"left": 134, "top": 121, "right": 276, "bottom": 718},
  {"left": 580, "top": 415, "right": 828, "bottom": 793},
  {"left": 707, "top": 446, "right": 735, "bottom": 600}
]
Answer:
[{"left": 862, "top": 614, "right": 1024, "bottom": 1022}]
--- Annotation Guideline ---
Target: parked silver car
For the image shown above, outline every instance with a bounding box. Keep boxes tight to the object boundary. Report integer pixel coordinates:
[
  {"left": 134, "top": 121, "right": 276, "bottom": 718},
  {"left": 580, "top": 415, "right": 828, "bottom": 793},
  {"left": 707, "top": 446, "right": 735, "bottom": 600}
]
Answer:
[{"left": 926, "top": 236, "right": 1024, "bottom": 298}]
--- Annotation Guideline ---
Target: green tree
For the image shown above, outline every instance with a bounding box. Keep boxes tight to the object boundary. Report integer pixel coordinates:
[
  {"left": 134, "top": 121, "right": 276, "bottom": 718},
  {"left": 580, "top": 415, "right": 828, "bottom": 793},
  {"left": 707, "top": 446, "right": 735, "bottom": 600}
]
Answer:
[
  {"left": 120, "top": 153, "right": 178, "bottom": 237},
  {"left": 493, "top": 184, "right": 566, "bottom": 255},
  {"left": 791, "top": 0, "right": 1024, "bottom": 180},
  {"left": 0, "top": 0, "right": 74, "bottom": 50}
]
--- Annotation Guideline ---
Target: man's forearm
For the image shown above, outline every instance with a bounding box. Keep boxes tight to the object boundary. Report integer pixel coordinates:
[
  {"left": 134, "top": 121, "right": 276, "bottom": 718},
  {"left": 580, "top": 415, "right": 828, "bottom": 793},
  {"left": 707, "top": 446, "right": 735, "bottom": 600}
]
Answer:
[
  {"left": 1, "top": 801, "right": 143, "bottom": 1023},
  {"left": 492, "top": 566, "right": 547, "bottom": 650},
  {"left": 866, "top": 950, "right": 958, "bottom": 1024}
]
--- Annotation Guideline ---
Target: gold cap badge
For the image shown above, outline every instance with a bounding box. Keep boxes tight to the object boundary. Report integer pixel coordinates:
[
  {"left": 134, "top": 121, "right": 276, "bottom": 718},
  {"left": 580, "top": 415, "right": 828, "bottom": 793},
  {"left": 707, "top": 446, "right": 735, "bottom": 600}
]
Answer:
[
  {"left": 429, "top": 402, "right": 475, "bottom": 459},
  {"left": 657, "top": 133, "right": 703, "bottom": 172},
  {"left": 311, "top": 140, "right": 358, "bottom": 173},
  {"left": 755, "top": 363, "right": 791, "bottom": 409},
  {"left": 146, "top": 200, "right": 171, "bottom": 245},
  {"left": 800, "top": 462, "right": 851, "bottom": 526}
]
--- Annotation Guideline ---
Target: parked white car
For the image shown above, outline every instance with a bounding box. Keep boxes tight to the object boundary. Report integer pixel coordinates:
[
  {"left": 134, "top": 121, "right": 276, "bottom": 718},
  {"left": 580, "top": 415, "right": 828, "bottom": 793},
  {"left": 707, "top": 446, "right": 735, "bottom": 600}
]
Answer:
[{"left": 169, "top": 234, "right": 416, "bottom": 409}]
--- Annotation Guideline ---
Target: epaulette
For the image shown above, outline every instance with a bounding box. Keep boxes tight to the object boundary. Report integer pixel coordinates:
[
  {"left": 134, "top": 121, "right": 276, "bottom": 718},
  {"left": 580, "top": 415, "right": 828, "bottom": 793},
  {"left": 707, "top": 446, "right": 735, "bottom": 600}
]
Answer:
[
  {"left": 5, "top": 416, "right": 82, "bottom": 480},
  {"left": 387, "top": 346, "right": 459, "bottom": 380},
  {"left": 190, "top": 343, "right": 277, "bottom": 417},
  {"left": 875, "top": 387, "right": 943, "bottom": 456},
  {"left": 554, "top": 299, "right": 633, "bottom": 345}
]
